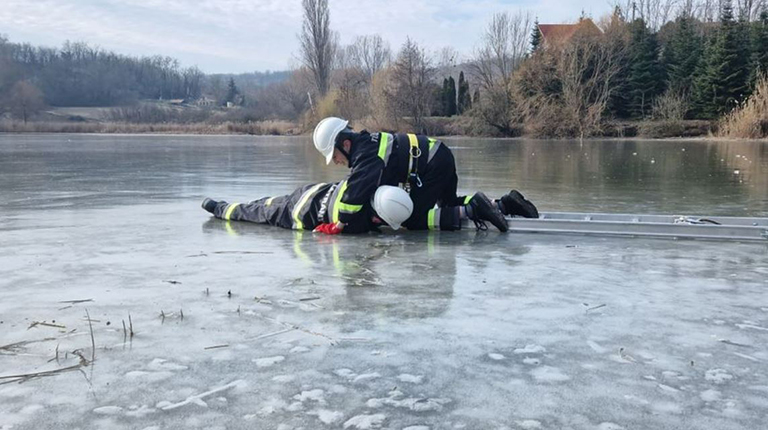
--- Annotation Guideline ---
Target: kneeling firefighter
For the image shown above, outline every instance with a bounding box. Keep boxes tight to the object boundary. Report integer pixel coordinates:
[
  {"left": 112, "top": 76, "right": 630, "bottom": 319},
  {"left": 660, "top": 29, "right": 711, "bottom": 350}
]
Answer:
[
  {"left": 312, "top": 117, "right": 538, "bottom": 233},
  {"left": 201, "top": 185, "right": 413, "bottom": 234}
]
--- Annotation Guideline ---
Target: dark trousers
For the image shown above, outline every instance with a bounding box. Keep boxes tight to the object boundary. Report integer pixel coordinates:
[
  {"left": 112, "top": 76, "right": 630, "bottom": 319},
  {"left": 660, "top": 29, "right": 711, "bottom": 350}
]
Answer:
[
  {"left": 403, "top": 145, "right": 467, "bottom": 231},
  {"left": 212, "top": 183, "right": 331, "bottom": 230}
]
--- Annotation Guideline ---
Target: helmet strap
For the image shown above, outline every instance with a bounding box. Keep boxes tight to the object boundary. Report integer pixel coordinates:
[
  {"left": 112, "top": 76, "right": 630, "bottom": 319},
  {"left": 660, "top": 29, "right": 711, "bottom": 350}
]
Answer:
[{"left": 334, "top": 142, "right": 350, "bottom": 161}]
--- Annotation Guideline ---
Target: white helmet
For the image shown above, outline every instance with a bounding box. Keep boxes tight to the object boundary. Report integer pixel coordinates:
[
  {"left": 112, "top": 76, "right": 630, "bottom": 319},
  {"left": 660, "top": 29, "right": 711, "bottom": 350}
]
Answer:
[
  {"left": 313, "top": 117, "right": 349, "bottom": 165},
  {"left": 372, "top": 186, "right": 413, "bottom": 230}
]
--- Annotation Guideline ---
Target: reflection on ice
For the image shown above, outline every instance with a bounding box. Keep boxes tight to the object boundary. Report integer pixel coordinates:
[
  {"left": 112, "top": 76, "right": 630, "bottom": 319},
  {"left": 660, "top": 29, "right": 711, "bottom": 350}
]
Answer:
[{"left": 1, "top": 136, "right": 768, "bottom": 429}]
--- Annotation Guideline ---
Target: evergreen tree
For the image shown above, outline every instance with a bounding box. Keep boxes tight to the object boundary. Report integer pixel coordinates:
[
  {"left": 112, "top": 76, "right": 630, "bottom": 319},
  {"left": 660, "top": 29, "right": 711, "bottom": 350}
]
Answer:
[
  {"left": 441, "top": 78, "right": 450, "bottom": 115},
  {"left": 446, "top": 76, "right": 457, "bottom": 116},
  {"left": 627, "top": 19, "right": 663, "bottom": 118},
  {"left": 663, "top": 14, "right": 703, "bottom": 96},
  {"left": 691, "top": 1, "right": 751, "bottom": 118},
  {"left": 225, "top": 77, "right": 239, "bottom": 105},
  {"left": 531, "top": 19, "right": 542, "bottom": 53},
  {"left": 605, "top": 7, "right": 632, "bottom": 118},
  {"left": 749, "top": 9, "right": 768, "bottom": 86},
  {"left": 457, "top": 71, "right": 471, "bottom": 114}
]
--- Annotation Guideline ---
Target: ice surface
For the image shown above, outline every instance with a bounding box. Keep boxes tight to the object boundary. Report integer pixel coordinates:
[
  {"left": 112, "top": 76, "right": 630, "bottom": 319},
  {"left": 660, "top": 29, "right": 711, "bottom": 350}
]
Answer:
[{"left": 1, "top": 135, "right": 768, "bottom": 429}]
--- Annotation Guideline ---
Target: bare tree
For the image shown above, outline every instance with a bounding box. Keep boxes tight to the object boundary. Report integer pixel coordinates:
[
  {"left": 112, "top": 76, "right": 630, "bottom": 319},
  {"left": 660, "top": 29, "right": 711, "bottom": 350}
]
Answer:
[
  {"left": 7, "top": 80, "right": 45, "bottom": 124},
  {"left": 557, "top": 34, "right": 624, "bottom": 139},
  {"left": 436, "top": 46, "right": 460, "bottom": 70},
  {"left": 468, "top": 11, "right": 532, "bottom": 135},
  {"left": 611, "top": 0, "right": 680, "bottom": 29},
  {"left": 470, "top": 12, "right": 532, "bottom": 92},
  {"left": 348, "top": 35, "right": 391, "bottom": 80},
  {"left": 384, "top": 38, "right": 436, "bottom": 132},
  {"left": 299, "top": 0, "right": 336, "bottom": 96},
  {"left": 735, "top": 0, "right": 767, "bottom": 20},
  {"left": 514, "top": 28, "right": 625, "bottom": 139}
]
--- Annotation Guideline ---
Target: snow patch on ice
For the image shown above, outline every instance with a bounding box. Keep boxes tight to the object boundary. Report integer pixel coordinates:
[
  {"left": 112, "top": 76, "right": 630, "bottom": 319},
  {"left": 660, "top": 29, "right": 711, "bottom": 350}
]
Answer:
[
  {"left": 354, "top": 372, "right": 381, "bottom": 383},
  {"left": 293, "top": 389, "right": 325, "bottom": 403},
  {"left": 516, "top": 419, "right": 542, "bottom": 429},
  {"left": 93, "top": 406, "right": 123, "bottom": 415},
  {"left": 253, "top": 356, "right": 285, "bottom": 367},
  {"left": 366, "top": 395, "right": 451, "bottom": 412},
  {"left": 522, "top": 357, "right": 540, "bottom": 365},
  {"left": 335, "top": 368, "right": 357, "bottom": 378},
  {"left": 252, "top": 398, "right": 287, "bottom": 416},
  {"left": 700, "top": 389, "right": 721, "bottom": 402},
  {"left": 705, "top": 369, "right": 733, "bottom": 384},
  {"left": 489, "top": 353, "right": 505, "bottom": 360},
  {"left": 651, "top": 401, "right": 682, "bottom": 414},
  {"left": 147, "top": 358, "right": 187, "bottom": 371},
  {"left": 308, "top": 409, "right": 344, "bottom": 424},
  {"left": 343, "top": 413, "right": 386, "bottom": 429},
  {"left": 597, "top": 423, "right": 625, "bottom": 430},
  {"left": 125, "top": 405, "right": 155, "bottom": 418},
  {"left": 125, "top": 370, "right": 174, "bottom": 382},
  {"left": 19, "top": 404, "right": 44, "bottom": 415},
  {"left": 587, "top": 340, "right": 607, "bottom": 353},
  {"left": 736, "top": 323, "right": 768, "bottom": 332},
  {"left": 272, "top": 374, "right": 295, "bottom": 383},
  {"left": 286, "top": 401, "right": 304, "bottom": 411},
  {"left": 657, "top": 384, "right": 679, "bottom": 393},
  {"left": 330, "top": 384, "right": 348, "bottom": 394},
  {"left": 530, "top": 366, "right": 570, "bottom": 382},
  {"left": 514, "top": 344, "right": 546, "bottom": 354},
  {"left": 397, "top": 374, "right": 424, "bottom": 384},
  {"left": 403, "top": 426, "right": 430, "bottom": 430},
  {"left": 290, "top": 346, "right": 310, "bottom": 353}
]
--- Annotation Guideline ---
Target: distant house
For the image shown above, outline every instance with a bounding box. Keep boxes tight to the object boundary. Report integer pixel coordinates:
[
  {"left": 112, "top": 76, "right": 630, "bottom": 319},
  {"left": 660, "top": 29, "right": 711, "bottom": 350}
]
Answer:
[
  {"left": 537, "top": 19, "right": 602, "bottom": 48},
  {"left": 195, "top": 97, "right": 216, "bottom": 107}
]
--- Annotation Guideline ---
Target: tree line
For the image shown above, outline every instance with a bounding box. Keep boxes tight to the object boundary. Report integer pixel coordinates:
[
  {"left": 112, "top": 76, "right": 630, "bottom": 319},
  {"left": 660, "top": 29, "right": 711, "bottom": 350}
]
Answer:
[
  {"left": 2, "top": 0, "right": 767, "bottom": 138},
  {"left": 0, "top": 37, "right": 204, "bottom": 107},
  {"left": 298, "top": 0, "right": 768, "bottom": 138}
]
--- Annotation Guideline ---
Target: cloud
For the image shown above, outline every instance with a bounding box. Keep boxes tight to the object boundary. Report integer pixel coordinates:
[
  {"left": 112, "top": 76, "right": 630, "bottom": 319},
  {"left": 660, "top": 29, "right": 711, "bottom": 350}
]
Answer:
[{"left": 0, "top": 0, "right": 614, "bottom": 73}]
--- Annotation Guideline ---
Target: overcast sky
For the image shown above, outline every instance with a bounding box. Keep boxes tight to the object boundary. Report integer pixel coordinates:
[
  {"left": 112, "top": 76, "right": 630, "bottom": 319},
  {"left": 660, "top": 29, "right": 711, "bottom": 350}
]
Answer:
[{"left": 2, "top": 0, "right": 614, "bottom": 73}]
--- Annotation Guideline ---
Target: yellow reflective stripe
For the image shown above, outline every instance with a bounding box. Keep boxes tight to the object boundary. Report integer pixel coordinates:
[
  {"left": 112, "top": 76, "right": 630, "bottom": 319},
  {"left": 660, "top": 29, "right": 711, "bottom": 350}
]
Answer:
[
  {"left": 337, "top": 202, "right": 363, "bottom": 213},
  {"left": 428, "top": 138, "right": 437, "bottom": 150},
  {"left": 265, "top": 197, "right": 275, "bottom": 206},
  {"left": 292, "top": 183, "right": 326, "bottom": 230},
  {"left": 331, "top": 180, "right": 362, "bottom": 223},
  {"left": 224, "top": 203, "right": 240, "bottom": 221},
  {"left": 428, "top": 208, "right": 440, "bottom": 231},
  {"left": 408, "top": 133, "right": 419, "bottom": 149},
  {"left": 464, "top": 196, "right": 472, "bottom": 205},
  {"left": 377, "top": 133, "right": 390, "bottom": 160}
]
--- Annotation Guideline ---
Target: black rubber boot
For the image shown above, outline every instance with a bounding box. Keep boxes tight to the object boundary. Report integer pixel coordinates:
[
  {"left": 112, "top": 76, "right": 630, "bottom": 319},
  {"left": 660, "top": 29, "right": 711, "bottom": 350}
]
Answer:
[
  {"left": 202, "top": 198, "right": 218, "bottom": 214},
  {"left": 500, "top": 190, "right": 539, "bottom": 218},
  {"left": 468, "top": 192, "right": 508, "bottom": 232}
]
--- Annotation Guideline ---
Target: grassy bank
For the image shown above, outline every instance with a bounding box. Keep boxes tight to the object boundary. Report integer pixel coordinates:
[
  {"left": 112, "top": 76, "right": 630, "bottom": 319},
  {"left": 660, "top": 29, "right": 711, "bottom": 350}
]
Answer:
[
  {"left": 0, "top": 116, "right": 727, "bottom": 140},
  {"left": 0, "top": 119, "right": 300, "bottom": 135}
]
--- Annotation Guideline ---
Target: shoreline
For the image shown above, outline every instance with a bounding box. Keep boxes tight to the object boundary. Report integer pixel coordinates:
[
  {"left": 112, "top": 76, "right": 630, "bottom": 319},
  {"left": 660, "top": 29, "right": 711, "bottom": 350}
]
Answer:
[{"left": 1, "top": 120, "right": 766, "bottom": 142}]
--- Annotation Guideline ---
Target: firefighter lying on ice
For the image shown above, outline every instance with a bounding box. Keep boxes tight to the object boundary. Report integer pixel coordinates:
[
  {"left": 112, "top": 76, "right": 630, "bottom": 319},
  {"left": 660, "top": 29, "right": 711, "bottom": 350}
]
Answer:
[
  {"left": 201, "top": 185, "right": 413, "bottom": 235},
  {"left": 311, "top": 117, "right": 539, "bottom": 233}
]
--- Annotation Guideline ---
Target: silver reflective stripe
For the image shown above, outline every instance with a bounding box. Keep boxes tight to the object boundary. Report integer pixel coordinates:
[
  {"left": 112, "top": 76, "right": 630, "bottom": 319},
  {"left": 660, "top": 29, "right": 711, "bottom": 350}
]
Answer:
[
  {"left": 427, "top": 138, "right": 442, "bottom": 164},
  {"left": 327, "top": 180, "right": 345, "bottom": 224},
  {"left": 378, "top": 133, "right": 394, "bottom": 166}
]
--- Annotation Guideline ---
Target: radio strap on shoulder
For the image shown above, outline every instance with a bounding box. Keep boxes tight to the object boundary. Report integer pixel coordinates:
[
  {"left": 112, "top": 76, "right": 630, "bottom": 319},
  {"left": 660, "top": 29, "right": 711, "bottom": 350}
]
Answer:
[{"left": 405, "top": 134, "right": 423, "bottom": 193}]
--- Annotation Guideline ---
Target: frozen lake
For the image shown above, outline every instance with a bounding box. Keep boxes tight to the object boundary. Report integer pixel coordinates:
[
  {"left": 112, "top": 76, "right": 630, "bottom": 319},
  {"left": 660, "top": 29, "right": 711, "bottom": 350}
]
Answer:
[{"left": 1, "top": 134, "right": 767, "bottom": 430}]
